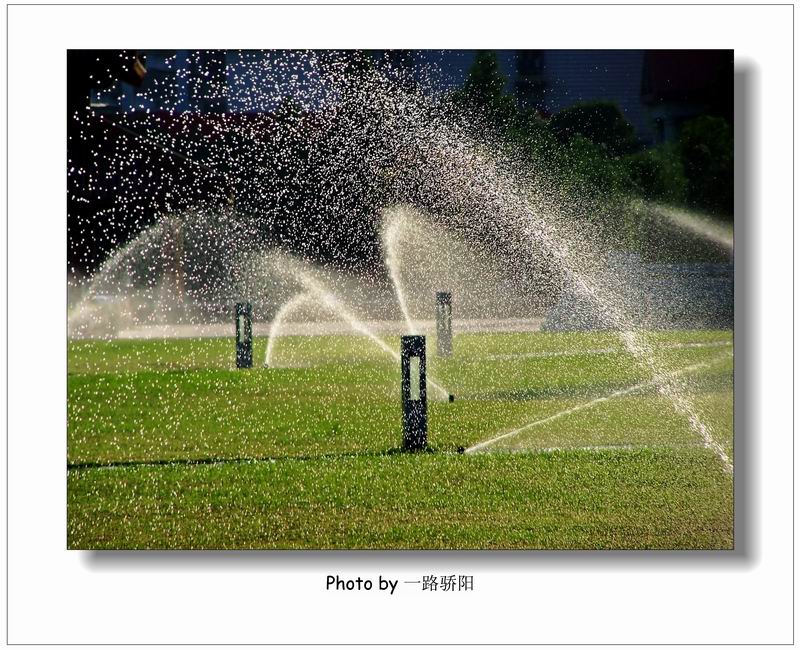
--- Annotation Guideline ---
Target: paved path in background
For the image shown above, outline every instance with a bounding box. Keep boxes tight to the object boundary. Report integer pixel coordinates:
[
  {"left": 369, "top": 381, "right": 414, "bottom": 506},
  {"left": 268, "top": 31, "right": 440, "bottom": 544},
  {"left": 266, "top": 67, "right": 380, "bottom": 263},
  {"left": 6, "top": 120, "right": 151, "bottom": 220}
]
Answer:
[{"left": 115, "top": 318, "right": 544, "bottom": 339}]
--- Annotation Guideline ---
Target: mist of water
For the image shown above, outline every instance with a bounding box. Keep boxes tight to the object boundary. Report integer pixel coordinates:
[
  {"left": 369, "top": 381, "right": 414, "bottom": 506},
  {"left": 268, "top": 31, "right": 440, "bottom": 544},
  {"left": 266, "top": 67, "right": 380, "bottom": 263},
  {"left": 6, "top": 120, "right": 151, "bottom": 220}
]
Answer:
[
  {"left": 380, "top": 207, "right": 417, "bottom": 334},
  {"left": 638, "top": 201, "right": 734, "bottom": 251},
  {"left": 67, "top": 50, "right": 732, "bottom": 469},
  {"left": 264, "top": 292, "right": 312, "bottom": 367},
  {"left": 279, "top": 259, "right": 452, "bottom": 401}
]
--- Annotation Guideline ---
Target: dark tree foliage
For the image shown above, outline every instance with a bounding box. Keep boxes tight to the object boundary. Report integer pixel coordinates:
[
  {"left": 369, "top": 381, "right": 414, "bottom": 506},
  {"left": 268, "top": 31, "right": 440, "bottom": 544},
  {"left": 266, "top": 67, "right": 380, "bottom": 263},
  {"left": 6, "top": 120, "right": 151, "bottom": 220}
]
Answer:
[
  {"left": 462, "top": 51, "right": 506, "bottom": 104},
  {"left": 549, "top": 101, "right": 638, "bottom": 156},
  {"left": 679, "top": 116, "right": 733, "bottom": 220},
  {"left": 452, "top": 51, "right": 517, "bottom": 127},
  {"left": 624, "top": 144, "right": 687, "bottom": 206}
]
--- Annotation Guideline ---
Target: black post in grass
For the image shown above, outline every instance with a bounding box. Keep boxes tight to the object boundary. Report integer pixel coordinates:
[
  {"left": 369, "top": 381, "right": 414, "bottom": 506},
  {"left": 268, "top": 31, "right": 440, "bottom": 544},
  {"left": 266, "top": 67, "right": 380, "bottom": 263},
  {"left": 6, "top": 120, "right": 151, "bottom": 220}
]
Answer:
[
  {"left": 401, "top": 335, "right": 427, "bottom": 451},
  {"left": 235, "top": 302, "right": 253, "bottom": 369},
  {"left": 436, "top": 291, "right": 452, "bottom": 358}
]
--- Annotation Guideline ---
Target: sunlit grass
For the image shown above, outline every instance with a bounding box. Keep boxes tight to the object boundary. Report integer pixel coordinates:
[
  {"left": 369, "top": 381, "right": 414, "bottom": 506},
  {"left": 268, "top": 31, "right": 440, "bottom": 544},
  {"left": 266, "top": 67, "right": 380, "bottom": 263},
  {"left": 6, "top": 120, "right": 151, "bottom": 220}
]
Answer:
[{"left": 67, "top": 329, "right": 734, "bottom": 549}]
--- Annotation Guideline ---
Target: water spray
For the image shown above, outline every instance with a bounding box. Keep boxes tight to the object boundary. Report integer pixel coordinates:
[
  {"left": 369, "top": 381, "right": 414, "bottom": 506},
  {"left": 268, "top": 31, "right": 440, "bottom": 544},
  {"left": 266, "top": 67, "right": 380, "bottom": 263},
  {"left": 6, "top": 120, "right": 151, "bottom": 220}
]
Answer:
[
  {"left": 635, "top": 201, "right": 734, "bottom": 252},
  {"left": 264, "top": 292, "right": 311, "bottom": 368},
  {"left": 381, "top": 208, "right": 416, "bottom": 334},
  {"left": 286, "top": 264, "right": 453, "bottom": 400}
]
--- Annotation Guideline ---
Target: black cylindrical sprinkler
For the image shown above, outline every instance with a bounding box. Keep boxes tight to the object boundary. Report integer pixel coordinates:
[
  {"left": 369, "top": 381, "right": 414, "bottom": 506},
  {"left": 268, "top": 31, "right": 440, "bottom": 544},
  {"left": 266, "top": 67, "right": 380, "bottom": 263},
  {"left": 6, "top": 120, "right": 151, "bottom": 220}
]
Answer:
[
  {"left": 401, "top": 335, "right": 427, "bottom": 451},
  {"left": 235, "top": 302, "right": 253, "bottom": 369},
  {"left": 436, "top": 291, "right": 453, "bottom": 358}
]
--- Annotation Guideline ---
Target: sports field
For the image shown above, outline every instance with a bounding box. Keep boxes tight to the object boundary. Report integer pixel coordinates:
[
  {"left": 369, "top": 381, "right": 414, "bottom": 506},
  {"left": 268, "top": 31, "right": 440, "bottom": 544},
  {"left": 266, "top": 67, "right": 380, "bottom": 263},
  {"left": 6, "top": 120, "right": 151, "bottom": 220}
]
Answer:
[{"left": 67, "top": 329, "right": 733, "bottom": 549}]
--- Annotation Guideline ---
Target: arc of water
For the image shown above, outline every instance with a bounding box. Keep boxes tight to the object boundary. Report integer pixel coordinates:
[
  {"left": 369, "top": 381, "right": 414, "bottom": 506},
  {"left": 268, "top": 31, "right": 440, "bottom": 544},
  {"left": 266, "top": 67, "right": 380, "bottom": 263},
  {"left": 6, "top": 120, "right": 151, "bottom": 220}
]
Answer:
[
  {"left": 638, "top": 201, "right": 734, "bottom": 251},
  {"left": 68, "top": 217, "right": 175, "bottom": 334},
  {"left": 264, "top": 292, "right": 312, "bottom": 367},
  {"left": 421, "top": 132, "right": 732, "bottom": 473},
  {"left": 522, "top": 217, "right": 733, "bottom": 474},
  {"left": 381, "top": 211, "right": 416, "bottom": 334},
  {"left": 467, "top": 350, "right": 733, "bottom": 456},
  {"left": 289, "top": 267, "right": 451, "bottom": 401}
]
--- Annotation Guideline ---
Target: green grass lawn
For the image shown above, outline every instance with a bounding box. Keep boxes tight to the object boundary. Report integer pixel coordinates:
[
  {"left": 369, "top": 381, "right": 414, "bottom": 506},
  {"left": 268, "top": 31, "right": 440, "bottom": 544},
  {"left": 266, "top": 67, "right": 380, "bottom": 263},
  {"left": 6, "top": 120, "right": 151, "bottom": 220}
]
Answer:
[{"left": 67, "top": 329, "right": 734, "bottom": 549}]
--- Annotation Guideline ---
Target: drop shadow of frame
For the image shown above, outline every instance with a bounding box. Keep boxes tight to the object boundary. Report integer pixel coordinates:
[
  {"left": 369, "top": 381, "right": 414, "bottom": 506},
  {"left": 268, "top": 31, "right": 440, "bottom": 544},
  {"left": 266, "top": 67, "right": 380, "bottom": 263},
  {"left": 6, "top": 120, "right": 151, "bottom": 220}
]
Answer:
[{"left": 83, "top": 64, "right": 758, "bottom": 571}]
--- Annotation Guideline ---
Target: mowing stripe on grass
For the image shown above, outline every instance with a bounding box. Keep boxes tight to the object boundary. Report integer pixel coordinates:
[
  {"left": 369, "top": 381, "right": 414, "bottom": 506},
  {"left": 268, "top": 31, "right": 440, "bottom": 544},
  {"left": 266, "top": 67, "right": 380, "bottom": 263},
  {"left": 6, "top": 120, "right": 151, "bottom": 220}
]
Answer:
[
  {"left": 483, "top": 339, "right": 732, "bottom": 361},
  {"left": 466, "top": 351, "right": 733, "bottom": 459}
]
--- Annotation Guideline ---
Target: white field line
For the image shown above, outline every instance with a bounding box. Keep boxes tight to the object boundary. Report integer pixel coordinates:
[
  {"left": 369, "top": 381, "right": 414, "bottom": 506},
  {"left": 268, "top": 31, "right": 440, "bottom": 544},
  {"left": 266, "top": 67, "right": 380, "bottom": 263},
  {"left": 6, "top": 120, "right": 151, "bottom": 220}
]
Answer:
[
  {"left": 483, "top": 339, "right": 731, "bottom": 361},
  {"left": 465, "top": 351, "right": 733, "bottom": 459}
]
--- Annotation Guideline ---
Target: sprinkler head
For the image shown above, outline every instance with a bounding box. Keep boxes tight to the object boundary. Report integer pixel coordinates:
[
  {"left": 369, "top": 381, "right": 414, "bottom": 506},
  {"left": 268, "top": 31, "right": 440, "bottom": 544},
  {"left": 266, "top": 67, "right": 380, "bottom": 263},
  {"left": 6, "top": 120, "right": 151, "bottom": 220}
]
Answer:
[
  {"left": 457, "top": 446, "right": 465, "bottom": 454},
  {"left": 448, "top": 394, "right": 455, "bottom": 402}
]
